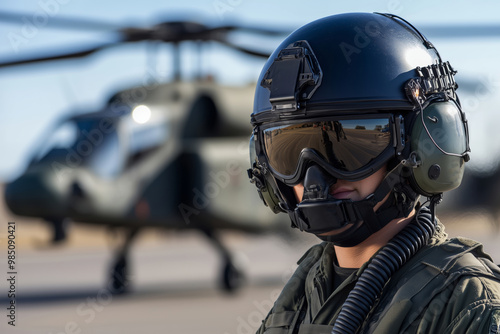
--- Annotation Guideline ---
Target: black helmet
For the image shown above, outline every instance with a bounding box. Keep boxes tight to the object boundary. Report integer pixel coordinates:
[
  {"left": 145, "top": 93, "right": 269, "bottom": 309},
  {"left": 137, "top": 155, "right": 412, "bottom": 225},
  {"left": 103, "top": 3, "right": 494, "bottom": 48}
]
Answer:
[{"left": 248, "top": 13, "right": 470, "bottom": 246}]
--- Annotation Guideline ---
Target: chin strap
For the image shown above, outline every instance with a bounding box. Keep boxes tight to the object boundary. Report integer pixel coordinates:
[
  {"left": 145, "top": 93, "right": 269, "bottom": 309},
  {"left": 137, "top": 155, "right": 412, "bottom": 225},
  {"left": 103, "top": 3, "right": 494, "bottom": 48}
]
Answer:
[{"left": 289, "top": 163, "right": 418, "bottom": 247}]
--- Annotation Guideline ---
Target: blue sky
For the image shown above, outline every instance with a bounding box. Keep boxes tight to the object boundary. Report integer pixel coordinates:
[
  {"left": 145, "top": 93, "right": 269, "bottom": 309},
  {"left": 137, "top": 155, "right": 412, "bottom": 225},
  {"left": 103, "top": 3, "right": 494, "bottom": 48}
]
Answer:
[{"left": 1, "top": 0, "right": 500, "bottom": 181}]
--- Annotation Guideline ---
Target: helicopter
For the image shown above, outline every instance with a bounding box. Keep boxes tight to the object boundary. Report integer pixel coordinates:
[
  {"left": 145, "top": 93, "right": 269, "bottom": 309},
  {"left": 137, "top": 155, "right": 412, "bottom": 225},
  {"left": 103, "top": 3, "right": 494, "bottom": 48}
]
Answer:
[{"left": 0, "top": 11, "right": 291, "bottom": 293}]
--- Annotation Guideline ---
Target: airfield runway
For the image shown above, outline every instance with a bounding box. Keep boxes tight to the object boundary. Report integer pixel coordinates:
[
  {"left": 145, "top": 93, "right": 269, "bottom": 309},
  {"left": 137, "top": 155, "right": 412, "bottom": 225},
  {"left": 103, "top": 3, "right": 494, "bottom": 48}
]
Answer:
[{"left": 1, "top": 187, "right": 500, "bottom": 334}]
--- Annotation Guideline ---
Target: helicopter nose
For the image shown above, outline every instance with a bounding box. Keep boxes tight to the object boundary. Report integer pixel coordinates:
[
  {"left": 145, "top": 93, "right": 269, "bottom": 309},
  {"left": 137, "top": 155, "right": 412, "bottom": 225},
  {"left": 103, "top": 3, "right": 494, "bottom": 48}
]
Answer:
[{"left": 4, "top": 173, "right": 63, "bottom": 217}]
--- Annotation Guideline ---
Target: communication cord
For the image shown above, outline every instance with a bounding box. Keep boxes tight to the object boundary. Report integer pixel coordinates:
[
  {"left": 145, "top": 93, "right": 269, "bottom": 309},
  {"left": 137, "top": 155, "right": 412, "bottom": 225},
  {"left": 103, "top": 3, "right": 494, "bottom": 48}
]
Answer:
[{"left": 331, "top": 203, "right": 437, "bottom": 334}]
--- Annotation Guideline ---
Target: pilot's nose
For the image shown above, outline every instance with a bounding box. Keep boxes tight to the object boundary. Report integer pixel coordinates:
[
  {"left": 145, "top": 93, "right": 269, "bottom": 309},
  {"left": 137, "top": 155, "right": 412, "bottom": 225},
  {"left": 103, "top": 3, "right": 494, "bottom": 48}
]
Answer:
[{"left": 4, "top": 173, "right": 62, "bottom": 217}]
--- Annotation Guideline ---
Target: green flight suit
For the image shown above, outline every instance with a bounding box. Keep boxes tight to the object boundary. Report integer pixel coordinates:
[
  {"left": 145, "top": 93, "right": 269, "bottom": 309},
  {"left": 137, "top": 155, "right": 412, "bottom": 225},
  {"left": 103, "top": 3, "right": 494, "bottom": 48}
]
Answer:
[{"left": 256, "top": 222, "right": 500, "bottom": 333}]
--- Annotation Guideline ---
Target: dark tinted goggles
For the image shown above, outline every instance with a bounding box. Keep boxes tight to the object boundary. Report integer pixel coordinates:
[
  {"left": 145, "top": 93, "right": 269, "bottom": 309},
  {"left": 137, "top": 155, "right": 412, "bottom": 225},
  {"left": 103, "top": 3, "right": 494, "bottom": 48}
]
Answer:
[{"left": 261, "top": 117, "right": 395, "bottom": 183}]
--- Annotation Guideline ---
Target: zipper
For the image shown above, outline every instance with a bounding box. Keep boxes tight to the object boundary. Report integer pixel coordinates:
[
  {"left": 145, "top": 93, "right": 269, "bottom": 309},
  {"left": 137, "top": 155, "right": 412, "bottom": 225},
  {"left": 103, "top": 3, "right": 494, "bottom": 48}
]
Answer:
[{"left": 315, "top": 276, "right": 326, "bottom": 304}]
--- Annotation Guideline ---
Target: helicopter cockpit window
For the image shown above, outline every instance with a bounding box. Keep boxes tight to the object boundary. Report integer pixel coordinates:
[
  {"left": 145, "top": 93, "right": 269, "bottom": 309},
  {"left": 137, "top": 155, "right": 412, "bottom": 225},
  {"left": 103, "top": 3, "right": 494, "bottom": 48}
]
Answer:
[
  {"left": 35, "top": 120, "right": 78, "bottom": 162},
  {"left": 33, "top": 118, "right": 125, "bottom": 179},
  {"left": 81, "top": 119, "right": 125, "bottom": 179},
  {"left": 124, "top": 105, "right": 170, "bottom": 167}
]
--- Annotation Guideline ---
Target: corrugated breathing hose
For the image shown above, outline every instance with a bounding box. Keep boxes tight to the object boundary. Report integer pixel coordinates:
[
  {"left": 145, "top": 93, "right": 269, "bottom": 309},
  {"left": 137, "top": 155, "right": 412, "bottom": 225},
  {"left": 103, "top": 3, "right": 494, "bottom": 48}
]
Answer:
[{"left": 331, "top": 205, "right": 437, "bottom": 334}]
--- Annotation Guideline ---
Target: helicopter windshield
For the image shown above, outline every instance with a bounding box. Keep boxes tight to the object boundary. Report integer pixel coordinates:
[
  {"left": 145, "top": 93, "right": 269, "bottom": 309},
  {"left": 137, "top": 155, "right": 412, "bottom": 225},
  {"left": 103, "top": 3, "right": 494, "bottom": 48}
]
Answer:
[
  {"left": 34, "top": 105, "right": 170, "bottom": 179},
  {"left": 35, "top": 120, "right": 78, "bottom": 162},
  {"left": 34, "top": 117, "right": 125, "bottom": 179},
  {"left": 123, "top": 105, "right": 170, "bottom": 167},
  {"left": 83, "top": 118, "right": 124, "bottom": 178}
]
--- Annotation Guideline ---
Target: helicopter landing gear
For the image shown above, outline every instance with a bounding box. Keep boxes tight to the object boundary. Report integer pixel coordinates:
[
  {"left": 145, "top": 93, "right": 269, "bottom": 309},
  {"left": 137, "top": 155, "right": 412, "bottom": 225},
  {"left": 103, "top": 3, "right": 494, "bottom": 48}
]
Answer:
[
  {"left": 48, "top": 218, "right": 68, "bottom": 244},
  {"left": 109, "top": 227, "right": 139, "bottom": 294},
  {"left": 202, "top": 228, "right": 245, "bottom": 292},
  {"left": 222, "top": 259, "right": 245, "bottom": 292}
]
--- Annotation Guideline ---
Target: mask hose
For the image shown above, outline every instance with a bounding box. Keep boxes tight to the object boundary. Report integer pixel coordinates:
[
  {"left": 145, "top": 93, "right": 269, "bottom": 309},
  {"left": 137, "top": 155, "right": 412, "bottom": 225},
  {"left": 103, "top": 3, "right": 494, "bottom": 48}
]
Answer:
[{"left": 331, "top": 202, "right": 438, "bottom": 334}]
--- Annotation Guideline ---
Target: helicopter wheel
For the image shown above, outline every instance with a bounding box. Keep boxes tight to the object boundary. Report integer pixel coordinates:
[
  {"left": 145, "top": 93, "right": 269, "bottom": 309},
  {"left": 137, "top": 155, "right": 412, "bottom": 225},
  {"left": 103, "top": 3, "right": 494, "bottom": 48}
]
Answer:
[
  {"left": 200, "top": 227, "right": 246, "bottom": 292},
  {"left": 49, "top": 218, "right": 68, "bottom": 244},
  {"left": 221, "top": 260, "right": 245, "bottom": 292},
  {"left": 108, "top": 228, "right": 139, "bottom": 294}
]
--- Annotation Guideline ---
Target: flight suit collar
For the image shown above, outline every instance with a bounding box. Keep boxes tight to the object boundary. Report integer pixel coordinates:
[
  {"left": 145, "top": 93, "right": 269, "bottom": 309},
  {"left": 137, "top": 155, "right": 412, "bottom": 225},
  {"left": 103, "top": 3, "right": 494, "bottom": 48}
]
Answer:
[{"left": 307, "top": 220, "right": 448, "bottom": 325}]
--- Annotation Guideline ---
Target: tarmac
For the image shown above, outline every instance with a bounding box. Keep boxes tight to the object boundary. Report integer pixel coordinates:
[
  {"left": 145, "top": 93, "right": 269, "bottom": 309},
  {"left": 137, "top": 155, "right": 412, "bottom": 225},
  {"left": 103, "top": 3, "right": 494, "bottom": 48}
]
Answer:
[
  {"left": 1, "top": 186, "right": 500, "bottom": 334},
  {"left": 0, "top": 188, "right": 318, "bottom": 334}
]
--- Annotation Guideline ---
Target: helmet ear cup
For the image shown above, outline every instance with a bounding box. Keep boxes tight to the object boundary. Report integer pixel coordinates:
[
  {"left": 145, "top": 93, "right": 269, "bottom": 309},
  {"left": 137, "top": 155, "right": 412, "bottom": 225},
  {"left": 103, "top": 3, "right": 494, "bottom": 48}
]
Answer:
[
  {"left": 257, "top": 173, "right": 283, "bottom": 214},
  {"left": 409, "top": 100, "right": 468, "bottom": 196}
]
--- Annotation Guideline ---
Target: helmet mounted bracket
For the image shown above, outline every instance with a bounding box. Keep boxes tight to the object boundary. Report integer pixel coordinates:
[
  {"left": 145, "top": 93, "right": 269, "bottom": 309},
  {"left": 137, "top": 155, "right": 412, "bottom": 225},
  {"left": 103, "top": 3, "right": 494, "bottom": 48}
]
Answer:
[
  {"left": 405, "top": 61, "right": 458, "bottom": 106},
  {"left": 260, "top": 40, "right": 323, "bottom": 113}
]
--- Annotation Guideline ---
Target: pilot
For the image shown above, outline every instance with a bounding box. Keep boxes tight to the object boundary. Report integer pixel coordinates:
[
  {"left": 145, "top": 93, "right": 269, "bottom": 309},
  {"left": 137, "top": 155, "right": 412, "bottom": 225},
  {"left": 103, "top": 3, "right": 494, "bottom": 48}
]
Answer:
[{"left": 248, "top": 13, "right": 500, "bottom": 333}]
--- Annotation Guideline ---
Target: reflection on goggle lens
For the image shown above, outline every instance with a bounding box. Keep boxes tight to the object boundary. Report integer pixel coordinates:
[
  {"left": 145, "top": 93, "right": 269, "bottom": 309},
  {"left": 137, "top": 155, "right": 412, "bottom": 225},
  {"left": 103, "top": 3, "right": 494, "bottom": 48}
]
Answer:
[{"left": 263, "top": 118, "right": 392, "bottom": 177}]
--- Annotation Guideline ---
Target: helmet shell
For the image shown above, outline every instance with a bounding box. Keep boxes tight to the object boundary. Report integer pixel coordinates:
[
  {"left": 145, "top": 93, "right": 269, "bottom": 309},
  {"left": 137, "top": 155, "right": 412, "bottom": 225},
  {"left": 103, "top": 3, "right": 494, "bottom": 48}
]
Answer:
[{"left": 253, "top": 12, "right": 440, "bottom": 120}]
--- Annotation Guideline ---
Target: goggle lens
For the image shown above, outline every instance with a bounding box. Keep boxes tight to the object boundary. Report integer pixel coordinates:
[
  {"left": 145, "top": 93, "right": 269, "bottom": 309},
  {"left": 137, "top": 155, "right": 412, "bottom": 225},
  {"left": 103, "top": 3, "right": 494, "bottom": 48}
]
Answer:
[{"left": 263, "top": 118, "right": 392, "bottom": 177}]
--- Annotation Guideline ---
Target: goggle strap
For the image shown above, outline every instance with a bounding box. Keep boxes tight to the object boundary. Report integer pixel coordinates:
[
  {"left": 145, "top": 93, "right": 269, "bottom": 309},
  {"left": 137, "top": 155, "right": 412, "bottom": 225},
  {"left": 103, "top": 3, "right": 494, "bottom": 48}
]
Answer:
[
  {"left": 370, "top": 162, "right": 405, "bottom": 204},
  {"left": 344, "top": 162, "right": 415, "bottom": 234}
]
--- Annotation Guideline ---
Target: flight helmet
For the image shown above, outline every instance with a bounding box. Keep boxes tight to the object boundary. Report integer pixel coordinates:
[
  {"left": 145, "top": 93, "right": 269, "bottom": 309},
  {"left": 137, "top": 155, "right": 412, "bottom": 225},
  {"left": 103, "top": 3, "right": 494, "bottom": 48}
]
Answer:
[{"left": 248, "top": 13, "right": 470, "bottom": 246}]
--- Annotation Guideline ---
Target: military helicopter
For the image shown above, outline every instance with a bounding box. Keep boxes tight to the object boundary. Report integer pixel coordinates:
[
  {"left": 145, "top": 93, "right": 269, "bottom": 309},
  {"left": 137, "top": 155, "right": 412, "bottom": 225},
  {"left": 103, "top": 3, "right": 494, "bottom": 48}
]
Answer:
[{"left": 0, "top": 12, "right": 290, "bottom": 293}]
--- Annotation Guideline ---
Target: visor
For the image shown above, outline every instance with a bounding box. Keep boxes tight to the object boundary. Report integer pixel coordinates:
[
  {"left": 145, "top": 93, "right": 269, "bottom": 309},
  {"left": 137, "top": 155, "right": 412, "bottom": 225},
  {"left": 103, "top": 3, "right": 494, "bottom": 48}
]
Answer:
[{"left": 260, "top": 116, "right": 397, "bottom": 184}]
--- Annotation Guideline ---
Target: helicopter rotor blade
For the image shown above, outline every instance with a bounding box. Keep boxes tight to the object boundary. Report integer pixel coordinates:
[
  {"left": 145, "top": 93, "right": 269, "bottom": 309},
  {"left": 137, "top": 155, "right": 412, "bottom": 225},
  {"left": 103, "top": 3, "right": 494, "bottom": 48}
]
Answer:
[
  {"left": 0, "top": 18, "right": 282, "bottom": 68},
  {"left": 216, "top": 39, "right": 272, "bottom": 58},
  {"left": 0, "top": 11, "right": 122, "bottom": 31},
  {"left": 0, "top": 41, "right": 122, "bottom": 68},
  {"left": 209, "top": 24, "right": 291, "bottom": 36}
]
